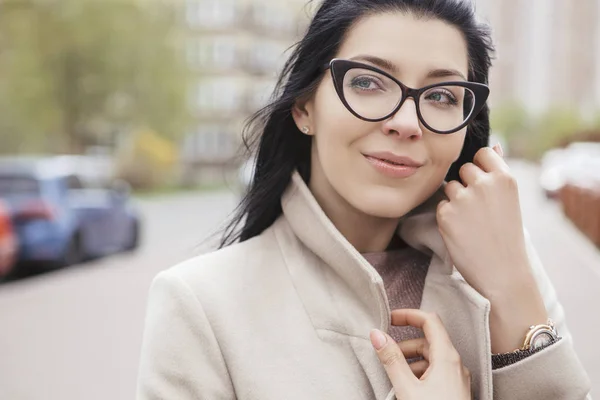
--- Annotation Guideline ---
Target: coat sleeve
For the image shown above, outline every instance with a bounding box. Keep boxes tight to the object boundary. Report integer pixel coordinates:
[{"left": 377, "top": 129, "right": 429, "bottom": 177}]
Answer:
[
  {"left": 136, "top": 270, "right": 236, "bottom": 400},
  {"left": 492, "top": 228, "right": 592, "bottom": 400}
]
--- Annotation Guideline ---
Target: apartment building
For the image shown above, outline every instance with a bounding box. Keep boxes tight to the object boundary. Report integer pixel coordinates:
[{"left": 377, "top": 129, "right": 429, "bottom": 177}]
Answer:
[
  {"left": 180, "top": 0, "right": 310, "bottom": 185},
  {"left": 477, "top": 0, "right": 600, "bottom": 116},
  {"left": 178, "top": 0, "right": 600, "bottom": 184}
]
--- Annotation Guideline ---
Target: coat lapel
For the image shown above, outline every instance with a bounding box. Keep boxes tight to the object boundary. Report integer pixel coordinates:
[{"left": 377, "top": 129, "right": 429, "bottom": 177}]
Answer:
[
  {"left": 281, "top": 171, "right": 493, "bottom": 400},
  {"left": 399, "top": 209, "right": 493, "bottom": 399},
  {"left": 420, "top": 272, "right": 493, "bottom": 400}
]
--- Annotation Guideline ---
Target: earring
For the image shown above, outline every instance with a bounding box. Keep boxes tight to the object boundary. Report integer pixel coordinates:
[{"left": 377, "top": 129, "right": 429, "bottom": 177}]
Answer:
[{"left": 301, "top": 126, "right": 310, "bottom": 134}]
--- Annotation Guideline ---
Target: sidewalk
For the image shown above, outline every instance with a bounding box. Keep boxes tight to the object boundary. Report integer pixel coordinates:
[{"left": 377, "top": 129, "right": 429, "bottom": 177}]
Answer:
[{"left": 511, "top": 159, "right": 600, "bottom": 393}]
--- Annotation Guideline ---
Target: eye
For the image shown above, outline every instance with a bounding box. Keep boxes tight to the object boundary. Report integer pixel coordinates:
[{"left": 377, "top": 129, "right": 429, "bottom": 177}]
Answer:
[
  {"left": 423, "top": 89, "right": 458, "bottom": 106},
  {"left": 349, "top": 76, "right": 383, "bottom": 91}
]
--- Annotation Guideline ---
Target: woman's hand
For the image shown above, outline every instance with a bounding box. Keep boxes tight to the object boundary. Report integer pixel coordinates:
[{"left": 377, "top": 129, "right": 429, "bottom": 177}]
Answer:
[
  {"left": 370, "top": 309, "right": 471, "bottom": 400},
  {"left": 436, "top": 144, "right": 548, "bottom": 353},
  {"left": 436, "top": 144, "right": 532, "bottom": 297}
]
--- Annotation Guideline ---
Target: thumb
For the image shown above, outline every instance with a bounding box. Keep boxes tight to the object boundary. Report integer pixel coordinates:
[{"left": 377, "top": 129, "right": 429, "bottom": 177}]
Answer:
[
  {"left": 492, "top": 143, "right": 504, "bottom": 158},
  {"left": 370, "top": 329, "right": 415, "bottom": 397}
]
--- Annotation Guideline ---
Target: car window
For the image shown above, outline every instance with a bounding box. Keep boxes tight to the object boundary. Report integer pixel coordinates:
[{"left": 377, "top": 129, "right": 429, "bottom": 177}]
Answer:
[
  {"left": 65, "top": 175, "right": 85, "bottom": 190},
  {"left": 0, "top": 176, "right": 40, "bottom": 197}
]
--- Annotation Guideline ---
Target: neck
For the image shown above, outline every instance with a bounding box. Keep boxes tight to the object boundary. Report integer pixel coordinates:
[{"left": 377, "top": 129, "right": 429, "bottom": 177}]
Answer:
[{"left": 308, "top": 163, "right": 400, "bottom": 254}]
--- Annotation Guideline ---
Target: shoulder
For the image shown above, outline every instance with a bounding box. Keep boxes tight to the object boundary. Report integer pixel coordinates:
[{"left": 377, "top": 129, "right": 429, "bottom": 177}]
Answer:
[{"left": 154, "top": 220, "right": 292, "bottom": 303}]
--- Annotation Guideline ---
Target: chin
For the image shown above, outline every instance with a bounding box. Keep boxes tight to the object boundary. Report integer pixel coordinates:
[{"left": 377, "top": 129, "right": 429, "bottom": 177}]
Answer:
[{"left": 346, "top": 188, "right": 418, "bottom": 220}]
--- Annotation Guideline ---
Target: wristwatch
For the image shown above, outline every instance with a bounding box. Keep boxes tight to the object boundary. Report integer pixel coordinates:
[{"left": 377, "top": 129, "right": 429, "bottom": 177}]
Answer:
[{"left": 521, "top": 319, "right": 559, "bottom": 351}]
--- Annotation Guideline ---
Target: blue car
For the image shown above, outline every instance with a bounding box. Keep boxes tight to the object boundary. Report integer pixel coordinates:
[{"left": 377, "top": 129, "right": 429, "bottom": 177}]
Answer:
[{"left": 0, "top": 157, "right": 141, "bottom": 272}]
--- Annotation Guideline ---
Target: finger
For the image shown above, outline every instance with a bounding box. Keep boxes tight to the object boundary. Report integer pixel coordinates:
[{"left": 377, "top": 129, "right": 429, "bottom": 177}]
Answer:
[
  {"left": 370, "top": 329, "right": 415, "bottom": 395},
  {"left": 458, "top": 162, "right": 486, "bottom": 187},
  {"left": 391, "top": 310, "right": 454, "bottom": 355},
  {"left": 443, "top": 180, "right": 466, "bottom": 201},
  {"left": 492, "top": 143, "right": 504, "bottom": 157},
  {"left": 409, "top": 360, "right": 429, "bottom": 379},
  {"left": 398, "top": 338, "right": 430, "bottom": 361},
  {"left": 473, "top": 146, "right": 509, "bottom": 174}
]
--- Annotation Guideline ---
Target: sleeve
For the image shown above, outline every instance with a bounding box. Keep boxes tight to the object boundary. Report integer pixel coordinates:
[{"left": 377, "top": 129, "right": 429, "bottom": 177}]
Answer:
[
  {"left": 491, "top": 338, "right": 560, "bottom": 370},
  {"left": 136, "top": 270, "right": 236, "bottom": 400},
  {"left": 491, "top": 227, "right": 592, "bottom": 400}
]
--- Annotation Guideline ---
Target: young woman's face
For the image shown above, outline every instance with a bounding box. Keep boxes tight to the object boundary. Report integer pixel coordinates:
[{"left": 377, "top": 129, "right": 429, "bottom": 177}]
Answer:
[{"left": 294, "top": 12, "right": 470, "bottom": 219}]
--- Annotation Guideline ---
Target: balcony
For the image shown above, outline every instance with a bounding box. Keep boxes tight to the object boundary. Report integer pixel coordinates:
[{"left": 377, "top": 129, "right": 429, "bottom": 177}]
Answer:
[
  {"left": 184, "top": 0, "right": 242, "bottom": 32},
  {"left": 185, "top": 36, "right": 244, "bottom": 73},
  {"left": 241, "top": 3, "right": 301, "bottom": 38}
]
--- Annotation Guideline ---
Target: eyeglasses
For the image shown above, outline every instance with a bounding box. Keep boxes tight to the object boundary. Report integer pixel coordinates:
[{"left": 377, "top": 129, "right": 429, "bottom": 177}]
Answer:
[{"left": 323, "top": 58, "right": 490, "bottom": 134}]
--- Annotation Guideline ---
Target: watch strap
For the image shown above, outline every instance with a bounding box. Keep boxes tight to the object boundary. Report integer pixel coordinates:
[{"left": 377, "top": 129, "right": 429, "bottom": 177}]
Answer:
[{"left": 492, "top": 337, "right": 561, "bottom": 370}]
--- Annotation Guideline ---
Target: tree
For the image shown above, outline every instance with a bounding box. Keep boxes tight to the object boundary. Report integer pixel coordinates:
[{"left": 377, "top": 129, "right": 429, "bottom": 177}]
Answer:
[{"left": 0, "top": 0, "right": 191, "bottom": 154}]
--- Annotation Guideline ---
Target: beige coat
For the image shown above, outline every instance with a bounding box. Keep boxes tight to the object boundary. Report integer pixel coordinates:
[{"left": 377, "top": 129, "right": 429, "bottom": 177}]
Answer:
[{"left": 137, "top": 171, "right": 591, "bottom": 400}]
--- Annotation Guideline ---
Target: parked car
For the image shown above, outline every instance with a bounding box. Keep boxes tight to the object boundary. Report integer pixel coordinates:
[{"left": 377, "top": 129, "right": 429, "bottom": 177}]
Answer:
[
  {"left": 0, "top": 199, "right": 18, "bottom": 278},
  {"left": 0, "top": 156, "right": 141, "bottom": 272}
]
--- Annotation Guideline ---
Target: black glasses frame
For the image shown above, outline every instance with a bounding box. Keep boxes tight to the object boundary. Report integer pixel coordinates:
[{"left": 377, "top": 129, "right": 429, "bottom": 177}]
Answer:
[{"left": 323, "top": 58, "right": 490, "bottom": 134}]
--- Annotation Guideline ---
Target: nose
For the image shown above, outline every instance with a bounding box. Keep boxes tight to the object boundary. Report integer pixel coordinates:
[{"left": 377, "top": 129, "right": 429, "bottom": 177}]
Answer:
[{"left": 381, "top": 98, "right": 423, "bottom": 140}]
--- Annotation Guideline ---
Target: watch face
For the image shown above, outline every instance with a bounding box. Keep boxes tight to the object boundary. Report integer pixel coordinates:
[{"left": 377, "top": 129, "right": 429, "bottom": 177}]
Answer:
[{"left": 531, "top": 331, "right": 555, "bottom": 350}]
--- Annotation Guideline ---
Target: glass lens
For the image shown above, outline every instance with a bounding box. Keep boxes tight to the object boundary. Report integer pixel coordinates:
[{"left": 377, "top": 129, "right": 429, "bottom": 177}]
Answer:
[
  {"left": 419, "top": 85, "right": 475, "bottom": 132},
  {"left": 342, "top": 68, "right": 402, "bottom": 120}
]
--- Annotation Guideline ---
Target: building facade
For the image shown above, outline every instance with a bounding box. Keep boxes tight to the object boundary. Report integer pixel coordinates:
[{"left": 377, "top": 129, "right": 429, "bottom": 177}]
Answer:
[
  {"left": 180, "top": 0, "right": 309, "bottom": 185},
  {"left": 477, "top": 0, "right": 600, "bottom": 116},
  {"left": 179, "top": 0, "right": 600, "bottom": 184}
]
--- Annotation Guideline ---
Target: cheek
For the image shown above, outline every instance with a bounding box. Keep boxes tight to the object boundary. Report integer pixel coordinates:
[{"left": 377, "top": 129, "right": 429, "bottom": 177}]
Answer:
[
  {"left": 429, "top": 131, "right": 466, "bottom": 169},
  {"left": 312, "top": 85, "right": 369, "bottom": 155}
]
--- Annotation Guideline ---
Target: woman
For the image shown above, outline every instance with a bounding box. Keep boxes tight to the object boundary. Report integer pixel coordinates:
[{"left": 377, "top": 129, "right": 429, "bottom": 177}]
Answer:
[{"left": 137, "top": 0, "right": 591, "bottom": 399}]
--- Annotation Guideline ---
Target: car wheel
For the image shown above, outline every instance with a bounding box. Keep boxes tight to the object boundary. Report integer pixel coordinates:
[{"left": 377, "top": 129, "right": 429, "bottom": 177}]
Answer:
[
  {"left": 59, "top": 234, "right": 83, "bottom": 267},
  {"left": 124, "top": 221, "right": 140, "bottom": 252}
]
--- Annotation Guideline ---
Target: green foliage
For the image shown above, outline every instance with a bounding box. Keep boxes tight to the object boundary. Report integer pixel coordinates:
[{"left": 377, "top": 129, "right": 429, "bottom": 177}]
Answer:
[
  {"left": 490, "top": 101, "right": 530, "bottom": 139},
  {"left": 527, "top": 107, "right": 586, "bottom": 160},
  {"left": 489, "top": 101, "right": 531, "bottom": 158},
  {"left": 0, "top": 0, "right": 191, "bottom": 154},
  {"left": 592, "top": 111, "right": 600, "bottom": 129},
  {"left": 489, "top": 101, "right": 598, "bottom": 160},
  {"left": 115, "top": 129, "right": 178, "bottom": 190}
]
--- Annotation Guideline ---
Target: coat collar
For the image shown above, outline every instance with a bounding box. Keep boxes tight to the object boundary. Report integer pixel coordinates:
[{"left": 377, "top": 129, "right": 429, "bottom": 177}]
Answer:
[
  {"left": 280, "top": 171, "right": 455, "bottom": 333},
  {"left": 279, "top": 170, "right": 493, "bottom": 399}
]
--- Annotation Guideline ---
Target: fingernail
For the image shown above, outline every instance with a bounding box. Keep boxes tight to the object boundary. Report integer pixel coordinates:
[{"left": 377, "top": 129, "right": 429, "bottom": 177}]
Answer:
[
  {"left": 493, "top": 143, "right": 504, "bottom": 157},
  {"left": 370, "top": 329, "right": 387, "bottom": 350}
]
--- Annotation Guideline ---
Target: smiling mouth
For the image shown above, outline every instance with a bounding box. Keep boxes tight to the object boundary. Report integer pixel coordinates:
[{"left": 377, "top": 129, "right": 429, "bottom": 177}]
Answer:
[
  {"left": 363, "top": 155, "right": 421, "bottom": 178},
  {"left": 367, "top": 155, "right": 415, "bottom": 167},
  {"left": 375, "top": 158, "right": 405, "bottom": 166}
]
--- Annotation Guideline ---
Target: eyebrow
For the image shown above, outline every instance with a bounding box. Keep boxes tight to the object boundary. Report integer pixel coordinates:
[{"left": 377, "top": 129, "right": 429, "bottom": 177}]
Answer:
[{"left": 349, "top": 54, "right": 468, "bottom": 81}]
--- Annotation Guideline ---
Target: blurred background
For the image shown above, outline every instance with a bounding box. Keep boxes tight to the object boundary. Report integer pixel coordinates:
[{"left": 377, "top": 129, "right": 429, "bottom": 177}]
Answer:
[{"left": 0, "top": 0, "right": 599, "bottom": 399}]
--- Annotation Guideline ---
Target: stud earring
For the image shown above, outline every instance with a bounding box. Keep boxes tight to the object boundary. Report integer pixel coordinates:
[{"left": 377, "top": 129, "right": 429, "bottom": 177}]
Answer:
[{"left": 301, "top": 126, "right": 310, "bottom": 134}]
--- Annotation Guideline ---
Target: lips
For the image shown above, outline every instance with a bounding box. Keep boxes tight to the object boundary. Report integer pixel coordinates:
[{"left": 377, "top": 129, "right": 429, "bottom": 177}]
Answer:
[
  {"left": 362, "top": 151, "right": 424, "bottom": 179},
  {"left": 363, "top": 152, "right": 424, "bottom": 168}
]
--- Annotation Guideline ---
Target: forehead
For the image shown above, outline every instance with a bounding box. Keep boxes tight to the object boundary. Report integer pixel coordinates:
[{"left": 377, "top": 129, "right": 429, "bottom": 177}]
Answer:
[{"left": 336, "top": 12, "right": 469, "bottom": 81}]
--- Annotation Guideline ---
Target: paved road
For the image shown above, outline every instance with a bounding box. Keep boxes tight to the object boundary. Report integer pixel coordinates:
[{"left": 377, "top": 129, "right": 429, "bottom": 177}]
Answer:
[{"left": 0, "top": 161, "right": 598, "bottom": 400}]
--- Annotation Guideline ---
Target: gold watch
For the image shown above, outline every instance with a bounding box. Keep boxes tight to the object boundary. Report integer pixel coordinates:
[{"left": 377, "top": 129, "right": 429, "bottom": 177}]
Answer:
[{"left": 521, "top": 319, "right": 559, "bottom": 351}]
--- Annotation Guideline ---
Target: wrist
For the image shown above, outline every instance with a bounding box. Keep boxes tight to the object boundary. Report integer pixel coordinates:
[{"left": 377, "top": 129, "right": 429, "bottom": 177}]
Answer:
[
  {"left": 487, "top": 274, "right": 548, "bottom": 354},
  {"left": 480, "top": 263, "right": 539, "bottom": 302}
]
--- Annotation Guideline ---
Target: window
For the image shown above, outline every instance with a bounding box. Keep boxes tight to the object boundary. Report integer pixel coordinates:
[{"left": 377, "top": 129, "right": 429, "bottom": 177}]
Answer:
[
  {"left": 213, "top": 37, "right": 237, "bottom": 68},
  {"left": 250, "top": 80, "right": 276, "bottom": 111},
  {"left": 0, "top": 176, "right": 40, "bottom": 197},
  {"left": 186, "top": 0, "right": 237, "bottom": 28},
  {"left": 187, "top": 37, "right": 237, "bottom": 69},
  {"left": 192, "top": 79, "right": 241, "bottom": 112},
  {"left": 65, "top": 175, "right": 84, "bottom": 190},
  {"left": 250, "top": 41, "right": 286, "bottom": 72},
  {"left": 182, "top": 125, "right": 236, "bottom": 160},
  {"left": 185, "top": 0, "right": 202, "bottom": 27},
  {"left": 251, "top": 4, "right": 296, "bottom": 35}
]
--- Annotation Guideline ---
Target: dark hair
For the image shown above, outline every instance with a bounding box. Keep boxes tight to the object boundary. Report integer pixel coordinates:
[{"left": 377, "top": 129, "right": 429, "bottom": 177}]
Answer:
[{"left": 220, "top": 0, "right": 494, "bottom": 248}]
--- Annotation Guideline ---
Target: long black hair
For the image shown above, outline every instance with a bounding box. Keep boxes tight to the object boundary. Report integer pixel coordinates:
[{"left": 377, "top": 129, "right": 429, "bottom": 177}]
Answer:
[{"left": 220, "top": 0, "right": 494, "bottom": 248}]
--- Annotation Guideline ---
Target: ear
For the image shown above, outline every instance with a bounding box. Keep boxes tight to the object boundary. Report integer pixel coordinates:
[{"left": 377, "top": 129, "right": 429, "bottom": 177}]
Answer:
[{"left": 292, "top": 97, "right": 316, "bottom": 136}]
